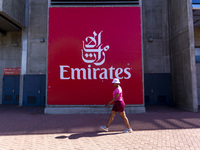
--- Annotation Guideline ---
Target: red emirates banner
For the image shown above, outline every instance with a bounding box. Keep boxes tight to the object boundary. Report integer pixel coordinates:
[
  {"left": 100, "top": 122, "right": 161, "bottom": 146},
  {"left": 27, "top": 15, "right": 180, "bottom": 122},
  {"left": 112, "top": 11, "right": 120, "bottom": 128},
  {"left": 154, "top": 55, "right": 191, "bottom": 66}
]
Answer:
[{"left": 48, "top": 7, "right": 143, "bottom": 105}]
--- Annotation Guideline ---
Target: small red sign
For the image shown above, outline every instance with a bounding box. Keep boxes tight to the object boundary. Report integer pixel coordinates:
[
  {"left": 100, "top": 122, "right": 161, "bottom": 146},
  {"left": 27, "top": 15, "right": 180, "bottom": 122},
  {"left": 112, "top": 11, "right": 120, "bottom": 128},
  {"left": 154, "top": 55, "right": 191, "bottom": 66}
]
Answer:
[{"left": 3, "top": 68, "right": 21, "bottom": 75}]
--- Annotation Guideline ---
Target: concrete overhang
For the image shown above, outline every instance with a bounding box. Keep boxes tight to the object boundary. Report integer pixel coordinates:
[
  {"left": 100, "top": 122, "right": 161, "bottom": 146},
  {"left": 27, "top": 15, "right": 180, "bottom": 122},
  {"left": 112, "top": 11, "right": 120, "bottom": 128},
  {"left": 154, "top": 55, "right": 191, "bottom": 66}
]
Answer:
[{"left": 0, "top": 13, "right": 21, "bottom": 35}]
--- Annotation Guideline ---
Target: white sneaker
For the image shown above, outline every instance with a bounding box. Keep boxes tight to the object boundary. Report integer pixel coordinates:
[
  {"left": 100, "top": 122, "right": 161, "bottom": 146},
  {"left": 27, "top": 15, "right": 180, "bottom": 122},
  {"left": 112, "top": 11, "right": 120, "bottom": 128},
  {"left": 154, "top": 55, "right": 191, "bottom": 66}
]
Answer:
[
  {"left": 100, "top": 126, "right": 108, "bottom": 132},
  {"left": 123, "top": 128, "right": 133, "bottom": 133}
]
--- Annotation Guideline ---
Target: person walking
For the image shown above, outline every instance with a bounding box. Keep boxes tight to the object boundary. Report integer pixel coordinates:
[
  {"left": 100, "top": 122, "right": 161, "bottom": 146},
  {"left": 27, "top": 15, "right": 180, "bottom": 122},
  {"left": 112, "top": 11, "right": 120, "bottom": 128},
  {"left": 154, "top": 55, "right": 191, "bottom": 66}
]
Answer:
[{"left": 100, "top": 78, "right": 132, "bottom": 133}]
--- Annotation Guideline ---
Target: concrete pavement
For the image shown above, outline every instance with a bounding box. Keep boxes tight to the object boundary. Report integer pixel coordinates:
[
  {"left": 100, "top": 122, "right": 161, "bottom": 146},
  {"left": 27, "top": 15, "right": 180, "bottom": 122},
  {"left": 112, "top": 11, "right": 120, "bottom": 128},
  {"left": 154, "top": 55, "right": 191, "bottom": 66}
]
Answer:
[{"left": 0, "top": 105, "right": 200, "bottom": 150}]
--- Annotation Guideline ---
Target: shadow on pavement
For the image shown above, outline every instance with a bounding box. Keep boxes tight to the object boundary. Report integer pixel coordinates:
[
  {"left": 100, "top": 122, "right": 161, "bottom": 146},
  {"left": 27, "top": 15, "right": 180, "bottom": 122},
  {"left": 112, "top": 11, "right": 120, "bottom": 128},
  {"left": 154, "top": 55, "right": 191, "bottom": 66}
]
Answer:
[
  {"left": 55, "top": 131, "right": 121, "bottom": 140},
  {"left": 55, "top": 135, "right": 68, "bottom": 139},
  {"left": 0, "top": 105, "right": 200, "bottom": 136}
]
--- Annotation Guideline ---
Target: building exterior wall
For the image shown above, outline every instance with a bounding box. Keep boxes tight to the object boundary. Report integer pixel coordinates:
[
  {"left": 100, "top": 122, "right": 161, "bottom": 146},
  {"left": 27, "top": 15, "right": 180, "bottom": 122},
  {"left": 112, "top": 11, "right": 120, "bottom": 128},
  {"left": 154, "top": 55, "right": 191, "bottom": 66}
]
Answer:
[
  {"left": 25, "top": 0, "right": 171, "bottom": 75},
  {"left": 18, "top": 0, "right": 48, "bottom": 106},
  {"left": 142, "top": 0, "right": 171, "bottom": 107},
  {"left": 26, "top": 0, "right": 48, "bottom": 74},
  {"left": 0, "top": 0, "right": 199, "bottom": 112},
  {"left": 0, "top": 32, "right": 22, "bottom": 103},
  {"left": 142, "top": 0, "right": 170, "bottom": 73},
  {"left": 169, "top": 0, "right": 198, "bottom": 112},
  {"left": 0, "top": 0, "right": 25, "bottom": 27}
]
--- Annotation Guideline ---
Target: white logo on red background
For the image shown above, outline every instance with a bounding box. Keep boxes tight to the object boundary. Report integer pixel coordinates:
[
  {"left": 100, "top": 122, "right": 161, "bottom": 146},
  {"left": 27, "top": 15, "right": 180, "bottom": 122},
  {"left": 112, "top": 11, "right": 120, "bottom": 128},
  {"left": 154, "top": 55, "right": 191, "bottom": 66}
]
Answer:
[
  {"left": 60, "top": 31, "right": 131, "bottom": 80},
  {"left": 81, "top": 31, "right": 109, "bottom": 66}
]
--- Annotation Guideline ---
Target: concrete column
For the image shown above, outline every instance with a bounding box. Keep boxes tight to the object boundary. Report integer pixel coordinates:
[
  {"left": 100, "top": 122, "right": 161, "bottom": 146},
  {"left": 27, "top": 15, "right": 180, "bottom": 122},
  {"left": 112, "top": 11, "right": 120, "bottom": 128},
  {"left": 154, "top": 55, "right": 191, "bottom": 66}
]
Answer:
[
  {"left": 26, "top": 0, "right": 48, "bottom": 74},
  {"left": 19, "top": 0, "right": 48, "bottom": 106},
  {"left": 19, "top": 0, "right": 29, "bottom": 106},
  {"left": 169, "top": 0, "right": 198, "bottom": 112}
]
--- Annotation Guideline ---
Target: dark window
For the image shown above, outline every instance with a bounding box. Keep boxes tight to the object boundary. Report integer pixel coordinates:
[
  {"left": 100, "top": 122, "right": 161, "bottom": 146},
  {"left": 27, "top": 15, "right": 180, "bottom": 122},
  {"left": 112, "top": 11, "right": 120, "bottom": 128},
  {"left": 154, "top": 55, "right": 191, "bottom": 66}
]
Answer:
[{"left": 50, "top": 0, "right": 140, "bottom": 6}]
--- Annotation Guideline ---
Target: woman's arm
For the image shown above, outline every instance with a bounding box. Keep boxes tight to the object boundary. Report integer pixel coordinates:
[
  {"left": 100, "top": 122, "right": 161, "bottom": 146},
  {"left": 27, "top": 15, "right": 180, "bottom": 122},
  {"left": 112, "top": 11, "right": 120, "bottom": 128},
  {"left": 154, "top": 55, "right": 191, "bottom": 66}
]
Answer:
[{"left": 106, "top": 93, "right": 119, "bottom": 108}]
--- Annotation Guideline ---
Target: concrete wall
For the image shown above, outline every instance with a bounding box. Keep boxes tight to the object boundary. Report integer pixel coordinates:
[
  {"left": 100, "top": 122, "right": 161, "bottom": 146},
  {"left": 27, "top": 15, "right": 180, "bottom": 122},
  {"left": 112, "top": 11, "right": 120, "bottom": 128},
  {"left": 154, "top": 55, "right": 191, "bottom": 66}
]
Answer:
[
  {"left": 169, "top": 0, "right": 198, "bottom": 112},
  {"left": 26, "top": 0, "right": 48, "bottom": 74},
  {"left": 0, "top": 0, "right": 198, "bottom": 110},
  {"left": 1, "top": 0, "right": 25, "bottom": 27},
  {"left": 18, "top": 0, "right": 48, "bottom": 105},
  {"left": 142, "top": 0, "right": 170, "bottom": 73},
  {"left": 0, "top": 32, "right": 22, "bottom": 103}
]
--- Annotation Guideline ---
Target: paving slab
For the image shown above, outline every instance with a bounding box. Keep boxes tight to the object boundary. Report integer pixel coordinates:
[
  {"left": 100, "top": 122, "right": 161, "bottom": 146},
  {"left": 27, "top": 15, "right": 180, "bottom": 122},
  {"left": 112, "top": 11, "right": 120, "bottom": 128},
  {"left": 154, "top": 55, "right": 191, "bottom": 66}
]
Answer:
[{"left": 0, "top": 105, "right": 200, "bottom": 150}]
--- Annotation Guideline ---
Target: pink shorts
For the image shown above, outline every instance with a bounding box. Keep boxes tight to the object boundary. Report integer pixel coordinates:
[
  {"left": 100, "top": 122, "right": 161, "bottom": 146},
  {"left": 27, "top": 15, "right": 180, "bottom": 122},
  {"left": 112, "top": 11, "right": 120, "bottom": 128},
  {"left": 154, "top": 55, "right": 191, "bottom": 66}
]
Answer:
[{"left": 112, "top": 100, "right": 125, "bottom": 112}]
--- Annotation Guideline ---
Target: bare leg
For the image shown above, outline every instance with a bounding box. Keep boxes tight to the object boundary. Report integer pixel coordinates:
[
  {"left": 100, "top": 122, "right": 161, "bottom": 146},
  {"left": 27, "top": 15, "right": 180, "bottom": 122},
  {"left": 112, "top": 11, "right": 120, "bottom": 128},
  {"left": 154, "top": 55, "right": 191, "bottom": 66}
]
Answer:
[
  {"left": 119, "top": 111, "right": 131, "bottom": 129},
  {"left": 106, "top": 111, "right": 117, "bottom": 128}
]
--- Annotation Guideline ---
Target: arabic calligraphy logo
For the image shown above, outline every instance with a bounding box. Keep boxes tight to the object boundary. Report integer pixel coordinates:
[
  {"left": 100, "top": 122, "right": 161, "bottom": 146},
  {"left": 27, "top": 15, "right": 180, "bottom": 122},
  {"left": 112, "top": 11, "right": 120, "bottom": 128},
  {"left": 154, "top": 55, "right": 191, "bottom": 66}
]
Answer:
[{"left": 81, "top": 31, "right": 110, "bottom": 66}]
